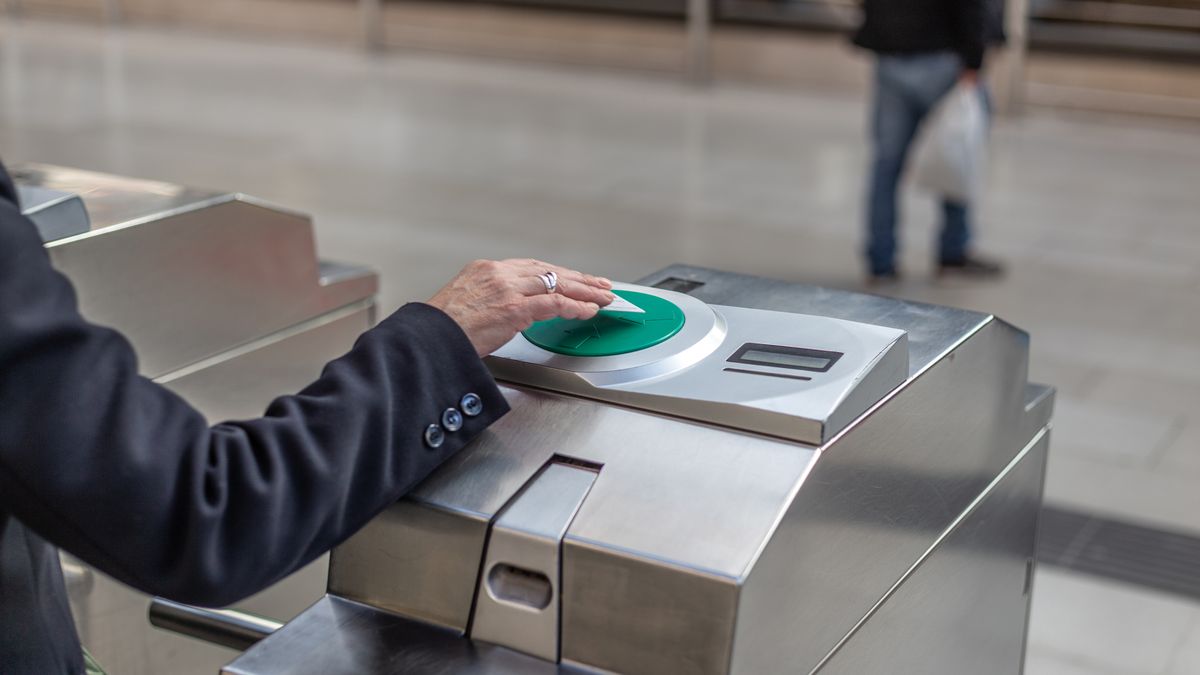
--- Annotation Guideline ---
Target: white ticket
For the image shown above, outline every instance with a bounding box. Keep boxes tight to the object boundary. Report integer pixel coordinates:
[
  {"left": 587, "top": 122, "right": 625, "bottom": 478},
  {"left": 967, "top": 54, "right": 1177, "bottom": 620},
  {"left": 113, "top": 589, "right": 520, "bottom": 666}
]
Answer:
[{"left": 599, "top": 294, "right": 646, "bottom": 314}]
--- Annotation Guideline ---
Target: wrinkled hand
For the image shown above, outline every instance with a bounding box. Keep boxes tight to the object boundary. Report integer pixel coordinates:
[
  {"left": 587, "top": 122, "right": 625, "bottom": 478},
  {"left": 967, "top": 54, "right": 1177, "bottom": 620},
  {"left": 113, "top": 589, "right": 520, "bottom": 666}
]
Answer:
[{"left": 427, "top": 259, "right": 614, "bottom": 356}]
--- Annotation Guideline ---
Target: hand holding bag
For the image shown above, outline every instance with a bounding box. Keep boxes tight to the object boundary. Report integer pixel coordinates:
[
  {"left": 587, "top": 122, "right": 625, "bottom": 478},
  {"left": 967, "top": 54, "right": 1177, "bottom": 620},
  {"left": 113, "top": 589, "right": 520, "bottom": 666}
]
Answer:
[{"left": 913, "top": 83, "right": 989, "bottom": 204}]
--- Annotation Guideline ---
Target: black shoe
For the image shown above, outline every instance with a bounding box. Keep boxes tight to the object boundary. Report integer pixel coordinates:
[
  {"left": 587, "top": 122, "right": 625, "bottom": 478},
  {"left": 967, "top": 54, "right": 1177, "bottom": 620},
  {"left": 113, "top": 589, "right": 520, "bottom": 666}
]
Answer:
[{"left": 937, "top": 254, "right": 1005, "bottom": 279}]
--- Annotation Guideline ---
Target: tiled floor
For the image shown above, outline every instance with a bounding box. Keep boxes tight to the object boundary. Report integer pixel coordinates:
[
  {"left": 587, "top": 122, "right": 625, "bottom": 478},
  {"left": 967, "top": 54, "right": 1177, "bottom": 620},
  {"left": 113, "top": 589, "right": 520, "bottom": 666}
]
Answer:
[
  {"left": 1026, "top": 569, "right": 1200, "bottom": 675},
  {"left": 2, "top": 16, "right": 1199, "bottom": 675}
]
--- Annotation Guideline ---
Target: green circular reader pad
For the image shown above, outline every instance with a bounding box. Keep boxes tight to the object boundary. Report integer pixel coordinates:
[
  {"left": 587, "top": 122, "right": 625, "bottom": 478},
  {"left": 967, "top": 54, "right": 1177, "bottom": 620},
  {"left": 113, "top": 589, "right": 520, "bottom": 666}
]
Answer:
[{"left": 523, "top": 290, "right": 686, "bottom": 357}]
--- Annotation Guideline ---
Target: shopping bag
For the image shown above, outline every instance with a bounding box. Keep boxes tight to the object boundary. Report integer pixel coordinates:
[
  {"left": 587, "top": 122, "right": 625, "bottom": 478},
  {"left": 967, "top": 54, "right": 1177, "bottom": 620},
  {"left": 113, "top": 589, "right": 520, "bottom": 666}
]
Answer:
[{"left": 912, "top": 83, "right": 988, "bottom": 204}]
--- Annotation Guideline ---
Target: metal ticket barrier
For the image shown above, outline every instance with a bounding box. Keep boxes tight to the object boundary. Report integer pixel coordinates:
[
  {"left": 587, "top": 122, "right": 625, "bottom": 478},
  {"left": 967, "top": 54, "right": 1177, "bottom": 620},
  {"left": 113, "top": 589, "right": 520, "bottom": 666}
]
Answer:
[
  {"left": 17, "top": 166, "right": 1051, "bottom": 673},
  {"left": 13, "top": 164, "right": 378, "bottom": 674},
  {"left": 213, "top": 268, "right": 1050, "bottom": 674}
]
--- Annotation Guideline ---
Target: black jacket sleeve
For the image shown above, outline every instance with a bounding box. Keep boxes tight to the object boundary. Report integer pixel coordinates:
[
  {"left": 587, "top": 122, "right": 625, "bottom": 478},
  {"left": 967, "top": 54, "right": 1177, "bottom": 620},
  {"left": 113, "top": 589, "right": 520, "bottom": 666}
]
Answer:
[
  {"left": 956, "top": 0, "right": 989, "bottom": 70},
  {"left": 0, "top": 165, "right": 509, "bottom": 607}
]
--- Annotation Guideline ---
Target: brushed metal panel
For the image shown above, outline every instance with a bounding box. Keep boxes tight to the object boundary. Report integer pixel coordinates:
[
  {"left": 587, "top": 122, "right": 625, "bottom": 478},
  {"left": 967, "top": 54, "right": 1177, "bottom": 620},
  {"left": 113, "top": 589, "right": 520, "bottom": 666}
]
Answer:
[
  {"left": 408, "top": 387, "right": 817, "bottom": 578},
  {"left": 332, "top": 385, "right": 814, "bottom": 655},
  {"left": 816, "top": 430, "right": 1050, "bottom": 674},
  {"left": 222, "top": 596, "right": 562, "bottom": 675},
  {"left": 13, "top": 163, "right": 226, "bottom": 232},
  {"left": 328, "top": 501, "right": 490, "bottom": 632},
  {"left": 16, "top": 164, "right": 377, "bottom": 379},
  {"left": 16, "top": 184, "right": 91, "bottom": 241},
  {"left": 637, "top": 265, "right": 992, "bottom": 378},
  {"left": 729, "top": 318, "right": 1033, "bottom": 674},
  {"left": 46, "top": 198, "right": 371, "bottom": 378},
  {"left": 561, "top": 540, "right": 740, "bottom": 675},
  {"left": 159, "top": 306, "right": 372, "bottom": 424},
  {"left": 471, "top": 463, "right": 597, "bottom": 661}
]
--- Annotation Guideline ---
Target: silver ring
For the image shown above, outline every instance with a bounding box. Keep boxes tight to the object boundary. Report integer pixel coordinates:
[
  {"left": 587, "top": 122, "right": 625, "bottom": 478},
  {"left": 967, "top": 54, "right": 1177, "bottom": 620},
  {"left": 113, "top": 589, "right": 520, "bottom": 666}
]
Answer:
[{"left": 539, "top": 271, "right": 558, "bottom": 294}]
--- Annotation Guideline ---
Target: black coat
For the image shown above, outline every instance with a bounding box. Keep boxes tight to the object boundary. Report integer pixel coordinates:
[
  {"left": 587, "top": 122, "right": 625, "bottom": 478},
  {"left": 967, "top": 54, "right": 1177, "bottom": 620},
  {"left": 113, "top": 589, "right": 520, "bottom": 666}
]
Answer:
[
  {"left": 0, "top": 162, "right": 508, "bottom": 673},
  {"left": 853, "top": 0, "right": 1006, "bottom": 70}
]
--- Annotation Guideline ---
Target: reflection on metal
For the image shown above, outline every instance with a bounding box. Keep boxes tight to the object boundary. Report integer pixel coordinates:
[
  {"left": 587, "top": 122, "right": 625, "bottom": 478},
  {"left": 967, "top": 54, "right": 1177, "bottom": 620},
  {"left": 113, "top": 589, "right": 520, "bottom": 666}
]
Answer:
[
  {"left": 13, "top": 164, "right": 377, "bottom": 380},
  {"left": 149, "top": 599, "right": 282, "bottom": 652},
  {"left": 11, "top": 165, "right": 378, "bottom": 675},
  {"left": 816, "top": 429, "right": 1050, "bottom": 674},
  {"left": 16, "top": 184, "right": 91, "bottom": 241},
  {"left": 222, "top": 596, "right": 560, "bottom": 675},
  {"left": 229, "top": 265, "right": 1052, "bottom": 674}
]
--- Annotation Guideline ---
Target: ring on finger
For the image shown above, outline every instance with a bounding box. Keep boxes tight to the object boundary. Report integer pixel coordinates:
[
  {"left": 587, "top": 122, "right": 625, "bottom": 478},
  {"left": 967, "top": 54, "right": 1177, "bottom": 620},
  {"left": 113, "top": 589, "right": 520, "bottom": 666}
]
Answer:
[{"left": 538, "top": 271, "right": 558, "bottom": 294}]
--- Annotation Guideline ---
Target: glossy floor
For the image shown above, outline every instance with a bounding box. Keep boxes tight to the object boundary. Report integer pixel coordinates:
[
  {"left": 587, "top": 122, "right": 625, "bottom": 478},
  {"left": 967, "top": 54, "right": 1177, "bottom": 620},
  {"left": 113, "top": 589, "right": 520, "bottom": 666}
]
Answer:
[{"left": 2, "top": 16, "right": 1198, "bottom": 675}]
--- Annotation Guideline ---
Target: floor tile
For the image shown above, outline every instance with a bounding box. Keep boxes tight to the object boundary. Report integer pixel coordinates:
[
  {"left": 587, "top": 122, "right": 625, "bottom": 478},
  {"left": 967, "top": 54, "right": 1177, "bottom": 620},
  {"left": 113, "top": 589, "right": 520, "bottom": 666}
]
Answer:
[
  {"left": 1026, "top": 568, "right": 1200, "bottom": 675},
  {"left": 1166, "top": 613, "right": 1200, "bottom": 675},
  {"left": 1157, "top": 420, "right": 1200, "bottom": 477},
  {"left": 1024, "top": 647, "right": 1130, "bottom": 675},
  {"left": 1046, "top": 453, "right": 1200, "bottom": 536},
  {"left": 1052, "top": 396, "right": 1182, "bottom": 467}
]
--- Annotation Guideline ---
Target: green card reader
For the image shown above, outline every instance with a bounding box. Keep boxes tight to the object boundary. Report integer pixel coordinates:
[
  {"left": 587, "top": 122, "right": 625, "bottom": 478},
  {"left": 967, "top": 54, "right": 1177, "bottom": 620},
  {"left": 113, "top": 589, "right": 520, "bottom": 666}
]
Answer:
[{"left": 522, "top": 290, "right": 686, "bottom": 357}]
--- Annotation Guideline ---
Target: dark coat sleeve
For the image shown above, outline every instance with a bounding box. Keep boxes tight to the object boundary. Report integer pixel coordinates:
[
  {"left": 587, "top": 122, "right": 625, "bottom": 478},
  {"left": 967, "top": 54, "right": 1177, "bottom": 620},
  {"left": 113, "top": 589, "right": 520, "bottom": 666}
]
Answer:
[
  {"left": 0, "top": 166, "right": 509, "bottom": 607},
  {"left": 956, "top": 0, "right": 989, "bottom": 70}
]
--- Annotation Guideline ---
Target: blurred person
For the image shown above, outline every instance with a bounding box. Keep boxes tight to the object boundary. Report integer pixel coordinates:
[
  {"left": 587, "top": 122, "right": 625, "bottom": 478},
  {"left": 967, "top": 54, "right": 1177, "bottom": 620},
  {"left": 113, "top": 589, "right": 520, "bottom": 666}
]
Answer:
[
  {"left": 854, "top": 0, "right": 1007, "bottom": 283},
  {"left": 0, "top": 159, "right": 614, "bottom": 673}
]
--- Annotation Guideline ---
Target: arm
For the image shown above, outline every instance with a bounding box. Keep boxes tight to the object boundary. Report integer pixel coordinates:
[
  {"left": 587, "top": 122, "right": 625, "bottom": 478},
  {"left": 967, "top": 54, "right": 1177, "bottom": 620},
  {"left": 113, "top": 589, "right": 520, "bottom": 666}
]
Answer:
[
  {"left": 0, "top": 171, "right": 610, "bottom": 607},
  {"left": 956, "top": 0, "right": 989, "bottom": 73}
]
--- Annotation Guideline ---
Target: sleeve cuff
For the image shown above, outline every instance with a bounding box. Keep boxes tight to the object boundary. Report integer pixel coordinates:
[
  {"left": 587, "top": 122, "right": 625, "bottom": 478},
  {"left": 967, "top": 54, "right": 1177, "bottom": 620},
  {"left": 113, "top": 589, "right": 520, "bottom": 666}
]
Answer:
[{"left": 374, "top": 302, "right": 511, "bottom": 450}]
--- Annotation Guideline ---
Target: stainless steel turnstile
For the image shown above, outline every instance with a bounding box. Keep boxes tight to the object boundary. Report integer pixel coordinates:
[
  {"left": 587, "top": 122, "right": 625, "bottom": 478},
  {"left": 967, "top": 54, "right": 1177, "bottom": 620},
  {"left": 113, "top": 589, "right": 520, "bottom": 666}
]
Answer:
[
  {"left": 13, "top": 165, "right": 379, "bottom": 675},
  {"left": 214, "top": 264, "right": 1052, "bottom": 674}
]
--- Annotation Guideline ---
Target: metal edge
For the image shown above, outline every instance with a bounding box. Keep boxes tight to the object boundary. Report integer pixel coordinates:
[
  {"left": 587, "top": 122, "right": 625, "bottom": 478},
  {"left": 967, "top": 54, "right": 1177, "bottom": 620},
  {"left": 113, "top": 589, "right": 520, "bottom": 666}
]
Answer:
[
  {"left": 43, "top": 191, "right": 315, "bottom": 249},
  {"left": 732, "top": 315, "right": 997, "bottom": 583},
  {"left": 806, "top": 425, "right": 1050, "bottom": 674},
  {"left": 154, "top": 300, "right": 374, "bottom": 385}
]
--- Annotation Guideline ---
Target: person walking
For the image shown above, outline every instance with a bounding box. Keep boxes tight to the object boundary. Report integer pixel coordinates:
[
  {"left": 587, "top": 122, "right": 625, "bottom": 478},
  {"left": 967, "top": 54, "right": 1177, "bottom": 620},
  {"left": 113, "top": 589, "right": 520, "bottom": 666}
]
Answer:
[{"left": 854, "top": 0, "right": 1007, "bottom": 283}]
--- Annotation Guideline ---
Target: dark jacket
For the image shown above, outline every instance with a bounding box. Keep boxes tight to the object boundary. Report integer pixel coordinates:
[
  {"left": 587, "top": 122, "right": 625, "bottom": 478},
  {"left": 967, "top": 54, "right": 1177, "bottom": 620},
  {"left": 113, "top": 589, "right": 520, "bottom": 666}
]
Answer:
[
  {"left": 853, "top": 0, "right": 1005, "bottom": 70},
  {"left": 0, "top": 162, "right": 508, "bottom": 673}
]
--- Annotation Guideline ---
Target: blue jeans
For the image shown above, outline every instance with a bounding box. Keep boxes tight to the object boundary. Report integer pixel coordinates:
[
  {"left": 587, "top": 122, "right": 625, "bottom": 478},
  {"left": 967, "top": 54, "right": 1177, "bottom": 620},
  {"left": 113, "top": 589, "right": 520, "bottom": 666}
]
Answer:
[{"left": 865, "top": 51, "right": 972, "bottom": 276}]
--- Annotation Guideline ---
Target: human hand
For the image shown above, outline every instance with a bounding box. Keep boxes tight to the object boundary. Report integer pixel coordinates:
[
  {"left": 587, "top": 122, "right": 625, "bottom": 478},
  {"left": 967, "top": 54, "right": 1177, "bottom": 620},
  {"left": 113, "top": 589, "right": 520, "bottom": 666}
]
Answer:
[{"left": 427, "top": 259, "right": 614, "bottom": 356}]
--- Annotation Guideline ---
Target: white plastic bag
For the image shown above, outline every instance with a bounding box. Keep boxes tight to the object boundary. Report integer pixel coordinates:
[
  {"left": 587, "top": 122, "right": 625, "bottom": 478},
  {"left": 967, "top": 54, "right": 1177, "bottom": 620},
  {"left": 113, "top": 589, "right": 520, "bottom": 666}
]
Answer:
[{"left": 913, "top": 84, "right": 988, "bottom": 205}]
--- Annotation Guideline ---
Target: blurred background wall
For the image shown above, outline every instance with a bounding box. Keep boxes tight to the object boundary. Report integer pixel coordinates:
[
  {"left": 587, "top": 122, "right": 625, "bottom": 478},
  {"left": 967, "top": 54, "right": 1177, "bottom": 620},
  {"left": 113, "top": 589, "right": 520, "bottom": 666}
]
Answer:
[{"left": 8, "top": 0, "right": 1200, "bottom": 117}]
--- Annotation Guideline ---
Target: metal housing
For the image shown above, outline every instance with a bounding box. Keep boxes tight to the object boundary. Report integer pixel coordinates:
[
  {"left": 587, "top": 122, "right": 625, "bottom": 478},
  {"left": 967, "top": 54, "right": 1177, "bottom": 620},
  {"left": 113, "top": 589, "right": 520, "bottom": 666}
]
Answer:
[{"left": 230, "top": 266, "right": 1052, "bottom": 674}]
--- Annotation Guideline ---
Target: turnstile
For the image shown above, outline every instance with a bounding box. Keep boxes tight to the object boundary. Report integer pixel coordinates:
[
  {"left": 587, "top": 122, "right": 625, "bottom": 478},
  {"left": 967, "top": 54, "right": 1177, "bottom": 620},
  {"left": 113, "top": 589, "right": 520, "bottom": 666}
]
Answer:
[{"left": 219, "top": 265, "right": 1052, "bottom": 674}]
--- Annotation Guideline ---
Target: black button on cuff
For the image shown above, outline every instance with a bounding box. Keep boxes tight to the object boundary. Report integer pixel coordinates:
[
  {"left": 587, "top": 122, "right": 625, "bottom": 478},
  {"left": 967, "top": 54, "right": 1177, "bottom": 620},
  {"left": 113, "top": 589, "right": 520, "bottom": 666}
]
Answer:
[
  {"left": 461, "top": 393, "right": 483, "bottom": 417},
  {"left": 424, "top": 424, "right": 445, "bottom": 449},
  {"left": 442, "top": 407, "right": 463, "bottom": 432}
]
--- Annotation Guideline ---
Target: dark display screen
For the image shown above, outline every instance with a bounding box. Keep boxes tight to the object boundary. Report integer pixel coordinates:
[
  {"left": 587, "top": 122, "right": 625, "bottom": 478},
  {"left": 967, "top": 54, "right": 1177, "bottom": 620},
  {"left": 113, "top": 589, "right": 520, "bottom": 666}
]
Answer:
[{"left": 728, "top": 343, "right": 842, "bottom": 373}]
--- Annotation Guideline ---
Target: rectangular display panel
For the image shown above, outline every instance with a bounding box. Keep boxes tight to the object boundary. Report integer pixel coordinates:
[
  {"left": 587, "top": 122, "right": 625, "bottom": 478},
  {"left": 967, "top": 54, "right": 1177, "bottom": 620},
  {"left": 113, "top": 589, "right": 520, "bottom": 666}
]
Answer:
[{"left": 728, "top": 343, "right": 842, "bottom": 373}]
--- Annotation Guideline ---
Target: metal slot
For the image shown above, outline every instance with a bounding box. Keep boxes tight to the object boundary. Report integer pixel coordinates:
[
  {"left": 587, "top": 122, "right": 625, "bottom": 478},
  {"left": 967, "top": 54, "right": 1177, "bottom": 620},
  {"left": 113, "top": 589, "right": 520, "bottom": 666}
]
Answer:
[
  {"left": 652, "top": 277, "right": 706, "bottom": 294},
  {"left": 487, "top": 564, "right": 553, "bottom": 609},
  {"left": 469, "top": 461, "right": 599, "bottom": 662},
  {"left": 723, "top": 367, "right": 814, "bottom": 382}
]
